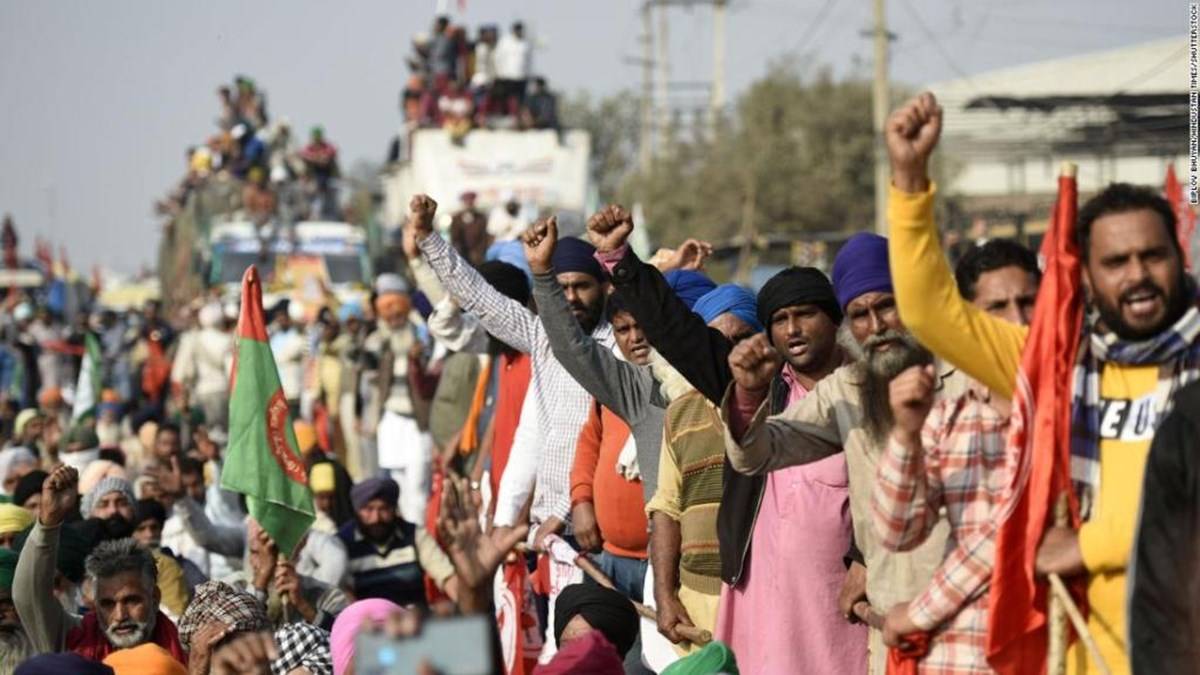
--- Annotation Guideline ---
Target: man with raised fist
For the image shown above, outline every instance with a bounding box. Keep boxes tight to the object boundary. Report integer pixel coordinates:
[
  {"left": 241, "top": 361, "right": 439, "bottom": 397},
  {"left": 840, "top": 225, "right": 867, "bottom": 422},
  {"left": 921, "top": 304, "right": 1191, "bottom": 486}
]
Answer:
[
  {"left": 14, "top": 465, "right": 185, "bottom": 663},
  {"left": 407, "top": 193, "right": 613, "bottom": 654},
  {"left": 888, "top": 89, "right": 1199, "bottom": 674}
]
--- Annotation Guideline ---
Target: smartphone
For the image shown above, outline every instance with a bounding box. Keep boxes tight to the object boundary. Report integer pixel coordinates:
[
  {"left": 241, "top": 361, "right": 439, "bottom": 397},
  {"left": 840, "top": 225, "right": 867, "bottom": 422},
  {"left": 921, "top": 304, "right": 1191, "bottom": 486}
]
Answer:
[{"left": 354, "top": 614, "right": 495, "bottom": 675}]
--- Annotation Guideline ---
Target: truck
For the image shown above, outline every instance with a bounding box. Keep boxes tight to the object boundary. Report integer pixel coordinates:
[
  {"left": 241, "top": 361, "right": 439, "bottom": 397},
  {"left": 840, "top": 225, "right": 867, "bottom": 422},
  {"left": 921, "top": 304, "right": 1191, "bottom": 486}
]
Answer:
[{"left": 380, "top": 128, "right": 594, "bottom": 238}]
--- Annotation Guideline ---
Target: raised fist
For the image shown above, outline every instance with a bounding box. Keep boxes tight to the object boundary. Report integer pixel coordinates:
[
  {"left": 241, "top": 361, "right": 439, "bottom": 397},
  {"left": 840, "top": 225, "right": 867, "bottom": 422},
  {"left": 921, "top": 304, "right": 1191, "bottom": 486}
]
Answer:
[
  {"left": 522, "top": 216, "right": 559, "bottom": 276},
  {"left": 408, "top": 194, "right": 438, "bottom": 242},
  {"left": 888, "top": 364, "right": 936, "bottom": 437},
  {"left": 885, "top": 92, "right": 942, "bottom": 193},
  {"left": 586, "top": 205, "right": 634, "bottom": 254},
  {"left": 40, "top": 465, "right": 79, "bottom": 528},
  {"left": 728, "top": 333, "right": 783, "bottom": 393}
]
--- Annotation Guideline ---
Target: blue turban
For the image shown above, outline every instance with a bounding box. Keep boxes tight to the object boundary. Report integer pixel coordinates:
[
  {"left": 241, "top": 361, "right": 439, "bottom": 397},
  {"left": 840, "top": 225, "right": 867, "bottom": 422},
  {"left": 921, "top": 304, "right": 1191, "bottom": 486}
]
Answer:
[
  {"left": 692, "top": 285, "right": 763, "bottom": 333},
  {"left": 831, "top": 233, "right": 893, "bottom": 310},
  {"left": 664, "top": 270, "right": 716, "bottom": 310},
  {"left": 485, "top": 240, "right": 533, "bottom": 285},
  {"left": 551, "top": 237, "right": 606, "bottom": 281}
]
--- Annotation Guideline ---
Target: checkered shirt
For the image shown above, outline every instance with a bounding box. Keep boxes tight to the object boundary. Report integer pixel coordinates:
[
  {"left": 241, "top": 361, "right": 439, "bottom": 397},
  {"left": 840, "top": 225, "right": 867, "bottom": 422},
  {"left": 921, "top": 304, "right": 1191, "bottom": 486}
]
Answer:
[
  {"left": 272, "top": 622, "right": 333, "bottom": 675},
  {"left": 872, "top": 384, "right": 1011, "bottom": 674},
  {"left": 420, "top": 233, "right": 613, "bottom": 525}
]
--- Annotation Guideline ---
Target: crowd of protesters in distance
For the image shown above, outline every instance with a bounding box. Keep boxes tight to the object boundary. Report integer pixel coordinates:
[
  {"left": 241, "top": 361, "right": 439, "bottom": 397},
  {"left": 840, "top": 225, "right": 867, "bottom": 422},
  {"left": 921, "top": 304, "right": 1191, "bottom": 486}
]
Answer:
[
  {"left": 0, "top": 90, "right": 1197, "bottom": 675},
  {"left": 399, "top": 16, "right": 559, "bottom": 145},
  {"left": 157, "top": 74, "right": 344, "bottom": 228}
]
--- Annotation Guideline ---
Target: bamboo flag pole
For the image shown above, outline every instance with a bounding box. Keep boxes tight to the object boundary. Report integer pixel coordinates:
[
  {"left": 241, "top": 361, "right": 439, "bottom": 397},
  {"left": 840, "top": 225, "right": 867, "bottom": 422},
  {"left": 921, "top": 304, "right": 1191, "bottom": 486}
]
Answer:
[
  {"left": 525, "top": 538, "right": 714, "bottom": 647},
  {"left": 1046, "top": 493, "right": 1111, "bottom": 675},
  {"left": 1048, "top": 494, "right": 1069, "bottom": 675},
  {"left": 574, "top": 553, "right": 713, "bottom": 647}
]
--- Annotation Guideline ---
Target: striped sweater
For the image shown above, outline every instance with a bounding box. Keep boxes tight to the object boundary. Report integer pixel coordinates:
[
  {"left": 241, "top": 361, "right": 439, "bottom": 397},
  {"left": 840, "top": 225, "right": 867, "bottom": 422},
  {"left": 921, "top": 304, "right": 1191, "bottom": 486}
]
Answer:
[{"left": 647, "top": 390, "right": 725, "bottom": 594}]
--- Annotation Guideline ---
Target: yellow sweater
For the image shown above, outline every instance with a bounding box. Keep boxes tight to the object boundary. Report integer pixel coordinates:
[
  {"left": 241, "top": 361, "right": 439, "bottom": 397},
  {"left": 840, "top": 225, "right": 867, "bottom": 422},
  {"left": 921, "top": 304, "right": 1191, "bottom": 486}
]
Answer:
[{"left": 888, "top": 185, "right": 1149, "bottom": 674}]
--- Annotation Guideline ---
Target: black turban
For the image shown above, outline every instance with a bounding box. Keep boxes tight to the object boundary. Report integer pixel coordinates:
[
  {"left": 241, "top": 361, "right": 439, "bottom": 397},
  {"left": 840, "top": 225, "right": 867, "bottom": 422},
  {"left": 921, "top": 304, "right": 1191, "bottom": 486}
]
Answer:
[
  {"left": 756, "top": 266, "right": 842, "bottom": 335},
  {"left": 134, "top": 498, "right": 167, "bottom": 527},
  {"left": 13, "top": 470, "right": 47, "bottom": 508},
  {"left": 480, "top": 260, "right": 531, "bottom": 306},
  {"left": 551, "top": 237, "right": 606, "bottom": 282},
  {"left": 553, "top": 583, "right": 640, "bottom": 658}
]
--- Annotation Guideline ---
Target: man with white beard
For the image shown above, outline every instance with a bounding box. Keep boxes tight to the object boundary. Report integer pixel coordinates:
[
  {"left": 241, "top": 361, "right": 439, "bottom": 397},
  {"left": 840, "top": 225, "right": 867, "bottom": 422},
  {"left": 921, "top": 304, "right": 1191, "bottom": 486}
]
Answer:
[
  {"left": 14, "top": 466, "right": 187, "bottom": 663},
  {"left": 721, "top": 232, "right": 963, "bottom": 673},
  {"left": 0, "top": 549, "right": 33, "bottom": 672}
]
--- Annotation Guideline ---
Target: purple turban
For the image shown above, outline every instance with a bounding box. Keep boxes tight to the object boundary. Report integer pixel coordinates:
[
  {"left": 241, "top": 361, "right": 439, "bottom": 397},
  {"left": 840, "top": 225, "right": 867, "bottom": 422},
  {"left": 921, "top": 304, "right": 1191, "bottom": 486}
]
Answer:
[
  {"left": 831, "top": 233, "right": 893, "bottom": 310},
  {"left": 350, "top": 475, "right": 400, "bottom": 511}
]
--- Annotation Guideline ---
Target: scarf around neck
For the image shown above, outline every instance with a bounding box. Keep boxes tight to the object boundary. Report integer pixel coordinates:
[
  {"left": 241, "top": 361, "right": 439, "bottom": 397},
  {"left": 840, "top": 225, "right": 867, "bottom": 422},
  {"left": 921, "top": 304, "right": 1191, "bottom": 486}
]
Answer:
[{"left": 1070, "top": 302, "right": 1200, "bottom": 519}]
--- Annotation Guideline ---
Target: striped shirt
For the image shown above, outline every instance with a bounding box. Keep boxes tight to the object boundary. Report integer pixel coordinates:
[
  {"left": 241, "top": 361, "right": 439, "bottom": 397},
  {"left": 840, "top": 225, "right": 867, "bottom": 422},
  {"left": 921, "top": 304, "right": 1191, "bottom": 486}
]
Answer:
[
  {"left": 872, "top": 383, "right": 1010, "bottom": 674},
  {"left": 419, "top": 233, "right": 613, "bottom": 526}
]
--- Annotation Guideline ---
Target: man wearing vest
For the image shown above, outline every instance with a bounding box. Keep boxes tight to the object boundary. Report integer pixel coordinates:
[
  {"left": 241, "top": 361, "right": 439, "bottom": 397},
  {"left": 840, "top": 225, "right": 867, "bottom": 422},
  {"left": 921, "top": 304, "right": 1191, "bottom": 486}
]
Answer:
[{"left": 337, "top": 476, "right": 459, "bottom": 608}]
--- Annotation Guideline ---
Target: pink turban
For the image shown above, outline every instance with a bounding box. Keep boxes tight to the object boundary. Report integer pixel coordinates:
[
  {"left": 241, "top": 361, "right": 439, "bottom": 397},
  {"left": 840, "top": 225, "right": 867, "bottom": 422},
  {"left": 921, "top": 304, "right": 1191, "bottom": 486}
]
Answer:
[{"left": 330, "top": 598, "right": 405, "bottom": 675}]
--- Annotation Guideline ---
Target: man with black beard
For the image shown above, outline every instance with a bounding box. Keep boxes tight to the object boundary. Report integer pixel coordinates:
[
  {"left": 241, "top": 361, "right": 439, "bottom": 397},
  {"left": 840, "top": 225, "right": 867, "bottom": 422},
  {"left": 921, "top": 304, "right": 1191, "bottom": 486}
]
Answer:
[
  {"left": 14, "top": 466, "right": 186, "bottom": 663},
  {"left": 888, "top": 91, "right": 1200, "bottom": 673},
  {"left": 721, "top": 232, "right": 963, "bottom": 674}
]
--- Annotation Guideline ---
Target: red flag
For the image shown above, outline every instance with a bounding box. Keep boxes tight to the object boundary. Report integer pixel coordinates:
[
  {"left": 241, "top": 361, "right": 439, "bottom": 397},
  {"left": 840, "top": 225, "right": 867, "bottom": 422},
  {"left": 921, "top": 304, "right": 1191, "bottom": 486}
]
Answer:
[
  {"left": 495, "top": 558, "right": 543, "bottom": 675},
  {"left": 1164, "top": 164, "right": 1195, "bottom": 271},
  {"left": 985, "top": 168, "right": 1083, "bottom": 673}
]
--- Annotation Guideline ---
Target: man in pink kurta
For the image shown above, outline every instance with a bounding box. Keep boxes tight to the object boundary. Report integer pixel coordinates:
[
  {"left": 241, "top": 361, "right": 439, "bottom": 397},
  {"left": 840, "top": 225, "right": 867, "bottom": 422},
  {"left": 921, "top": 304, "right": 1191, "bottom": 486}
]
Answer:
[{"left": 716, "top": 289, "right": 868, "bottom": 674}]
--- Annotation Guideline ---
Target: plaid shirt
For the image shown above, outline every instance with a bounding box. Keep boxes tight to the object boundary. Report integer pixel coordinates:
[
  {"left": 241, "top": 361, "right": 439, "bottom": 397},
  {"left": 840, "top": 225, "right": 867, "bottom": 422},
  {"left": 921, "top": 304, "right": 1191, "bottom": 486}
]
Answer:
[
  {"left": 872, "top": 384, "right": 1010, "bottom": 674},
  {"left": 419, "top": 233, "right": 613, "bottom": 525}
]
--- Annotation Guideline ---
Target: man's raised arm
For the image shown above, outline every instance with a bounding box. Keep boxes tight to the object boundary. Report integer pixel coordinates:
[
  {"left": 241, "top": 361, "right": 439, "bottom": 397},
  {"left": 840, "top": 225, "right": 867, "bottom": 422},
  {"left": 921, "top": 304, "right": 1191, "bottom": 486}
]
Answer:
[
  {"left": 523, "top": 215, "right": 660, "bottom": 424},
  {"left": 409, "top": 194, "right": 541, "bottom": 355},
  {"left": 886, "top": 92, "right": 1026, "bottom": 398},
  {"left": 15, "top": 466, "right": 78, "bottom": 653}
]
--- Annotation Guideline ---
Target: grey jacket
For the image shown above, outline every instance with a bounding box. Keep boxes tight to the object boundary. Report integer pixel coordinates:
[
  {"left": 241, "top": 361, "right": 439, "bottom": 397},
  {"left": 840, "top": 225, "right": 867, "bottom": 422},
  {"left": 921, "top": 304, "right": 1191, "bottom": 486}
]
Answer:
[
  {"left": 533, "top": 272, "right": 667, "bottom": 501},
  {"left": 14, "top": 523, "right": 79, "bottom": 654}
]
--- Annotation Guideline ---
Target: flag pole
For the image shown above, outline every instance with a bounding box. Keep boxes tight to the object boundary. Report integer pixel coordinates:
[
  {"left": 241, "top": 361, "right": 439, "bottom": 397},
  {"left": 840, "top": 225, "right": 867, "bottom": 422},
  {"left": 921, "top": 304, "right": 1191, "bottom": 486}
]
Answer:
[
  {"left": 575, "top": 553, "right": 712, "bottom": 647},
  {"left": 1047, "top": 493, "right": 1069, "bottom": 675}
]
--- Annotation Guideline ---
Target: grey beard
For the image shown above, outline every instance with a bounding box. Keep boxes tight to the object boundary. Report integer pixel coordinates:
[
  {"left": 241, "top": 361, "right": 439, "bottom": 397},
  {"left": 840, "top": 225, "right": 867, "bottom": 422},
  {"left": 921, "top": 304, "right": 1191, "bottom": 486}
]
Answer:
[
  {"left": 0, "top": 626, "right": 33, "bottom": 672},
  {"left": 104, "top": 612, "right": 157, "bottom": 649},
  {"left": 838, "top": 323, "right": 933, "bottom": 445}
]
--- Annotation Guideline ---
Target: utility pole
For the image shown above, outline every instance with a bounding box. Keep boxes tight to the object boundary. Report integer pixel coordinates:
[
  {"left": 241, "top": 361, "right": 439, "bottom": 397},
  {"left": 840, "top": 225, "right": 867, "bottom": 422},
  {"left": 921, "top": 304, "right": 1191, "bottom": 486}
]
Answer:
[
  {"left": 872, "top": 0, "right": 891, "bottom": 235},
  {"left": 656, "top": 1, "right": 670, "bottom": 145},
  {"left": 711, "top": 0, "right": 727, "bottom": 124},
  {"left": 639, "top": 2, "right": 654, "bottom": 173}
]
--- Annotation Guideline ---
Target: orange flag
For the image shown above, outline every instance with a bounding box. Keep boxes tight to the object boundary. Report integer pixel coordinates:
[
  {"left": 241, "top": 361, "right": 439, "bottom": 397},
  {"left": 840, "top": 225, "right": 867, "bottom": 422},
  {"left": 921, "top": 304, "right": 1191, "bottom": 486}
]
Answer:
[
  {"left": 985, "top": 168, "right": 1084, "bottom": 673},
  {"left": 1164, "top": 164, "right": 1195, "bottom": 271}
]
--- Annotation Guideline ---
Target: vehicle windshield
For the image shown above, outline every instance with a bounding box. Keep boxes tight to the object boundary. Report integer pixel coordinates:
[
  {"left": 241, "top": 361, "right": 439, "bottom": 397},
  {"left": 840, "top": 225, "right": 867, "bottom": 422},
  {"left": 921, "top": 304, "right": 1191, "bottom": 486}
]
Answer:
[
  {"left": 324, "top": 254, "right": 365, "bottom": 284},
  {"left": 215, "top": 252, "right": 274, "bottom": 285}
]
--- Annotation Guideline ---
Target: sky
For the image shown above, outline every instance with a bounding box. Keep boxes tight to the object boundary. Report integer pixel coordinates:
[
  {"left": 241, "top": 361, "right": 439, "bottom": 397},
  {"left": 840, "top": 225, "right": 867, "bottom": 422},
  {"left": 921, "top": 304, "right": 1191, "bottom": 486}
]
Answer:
[{"left": 0, "top": 0, "right": 1182, "bottom": 275}]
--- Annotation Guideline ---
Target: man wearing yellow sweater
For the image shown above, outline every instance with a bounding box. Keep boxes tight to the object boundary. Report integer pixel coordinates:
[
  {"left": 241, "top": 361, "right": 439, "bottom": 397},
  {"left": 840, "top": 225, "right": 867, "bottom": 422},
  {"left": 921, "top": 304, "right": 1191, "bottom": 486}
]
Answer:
[{"left": 885, "top": 92, "right": 1200, "bottom": 674}]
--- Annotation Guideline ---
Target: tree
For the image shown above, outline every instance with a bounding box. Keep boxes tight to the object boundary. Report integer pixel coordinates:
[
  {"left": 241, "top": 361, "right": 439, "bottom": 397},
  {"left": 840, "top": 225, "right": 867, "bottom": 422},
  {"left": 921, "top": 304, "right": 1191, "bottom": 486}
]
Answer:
[{"left": 560, "top": 90, "right": 641, "bottom": 205}]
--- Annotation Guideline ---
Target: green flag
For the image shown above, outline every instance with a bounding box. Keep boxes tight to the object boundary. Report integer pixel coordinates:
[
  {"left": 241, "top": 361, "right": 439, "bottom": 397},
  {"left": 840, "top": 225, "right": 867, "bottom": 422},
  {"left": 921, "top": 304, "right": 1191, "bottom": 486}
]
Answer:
[
  {"left": 71, "top": 333, "right": 102, "bottom": 423},
  {"left": 222, "top": 265, "right": 314, "bottom": 556}
]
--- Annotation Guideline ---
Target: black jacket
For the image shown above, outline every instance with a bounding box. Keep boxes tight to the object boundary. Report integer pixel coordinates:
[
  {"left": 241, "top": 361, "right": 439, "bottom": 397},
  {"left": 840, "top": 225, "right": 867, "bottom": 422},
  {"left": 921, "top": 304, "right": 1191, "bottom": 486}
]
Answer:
[
  {"left": 1129, "top": 379, "right": 1200, "bottom": 675},
  {"left": 610, "top": 252, "right": 858, "bottom": 586}
]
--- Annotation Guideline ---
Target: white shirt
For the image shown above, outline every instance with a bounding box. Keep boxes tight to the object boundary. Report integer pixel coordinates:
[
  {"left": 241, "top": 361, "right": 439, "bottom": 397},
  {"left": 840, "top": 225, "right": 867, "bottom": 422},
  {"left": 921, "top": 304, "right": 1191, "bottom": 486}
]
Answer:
[{"left": 493, "top": 34, "right": 532, "bottom": 80}]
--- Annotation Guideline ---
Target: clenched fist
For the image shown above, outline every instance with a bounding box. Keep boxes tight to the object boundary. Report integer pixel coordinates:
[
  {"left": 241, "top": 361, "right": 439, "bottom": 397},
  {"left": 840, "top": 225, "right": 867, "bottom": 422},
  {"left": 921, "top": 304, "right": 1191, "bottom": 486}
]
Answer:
[
  {"left": 40, "top": 465, "right": 79, "bottom": 528},
  {"left": 728, "top": 333, "right": 783, "bottom": 393},
  {"left": 408, "top": 194, "right": 438, "bottom": 242},
  {"left": 885, "top": 92, "right": 942, "bottom": 193},
  {"left": 888, "top": 364, "right": 936, "bottom": 437},
  {"left": 586, "top": 205, "right": 634, "bottom": 254},
  {"left": 522, "top": 216, "right": 559, "bottom": 276}
]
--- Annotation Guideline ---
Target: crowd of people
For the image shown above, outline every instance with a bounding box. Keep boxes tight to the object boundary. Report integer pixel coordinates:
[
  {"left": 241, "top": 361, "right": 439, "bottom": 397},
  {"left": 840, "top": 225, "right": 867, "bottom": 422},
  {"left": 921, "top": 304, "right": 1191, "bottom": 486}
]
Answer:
[
  {"left": 157, "top": 75, "right": 344, "bottom": 228},
  {"left": 399, "top": 16, "right": 559, "bottom": 145},
  {"left": 0, "top": 90, "right": 1196, "bottom": 675}
]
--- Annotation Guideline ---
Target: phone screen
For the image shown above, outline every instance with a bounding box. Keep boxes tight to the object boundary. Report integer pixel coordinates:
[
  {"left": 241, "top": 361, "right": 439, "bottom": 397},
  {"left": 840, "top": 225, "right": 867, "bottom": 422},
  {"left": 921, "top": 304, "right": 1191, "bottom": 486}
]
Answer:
[{"left": 354, "top": 614, "right": 495, "bottom": 675}]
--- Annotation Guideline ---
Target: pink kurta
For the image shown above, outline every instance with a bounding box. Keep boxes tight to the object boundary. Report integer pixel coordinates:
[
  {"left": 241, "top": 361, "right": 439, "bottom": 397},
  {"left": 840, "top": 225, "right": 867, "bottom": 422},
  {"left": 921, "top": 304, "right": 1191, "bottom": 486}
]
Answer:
[{"left": 714, "top": 367, "right": 868, "bottom": 673}]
